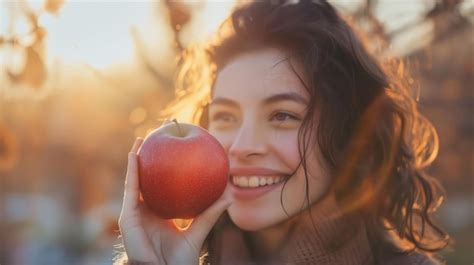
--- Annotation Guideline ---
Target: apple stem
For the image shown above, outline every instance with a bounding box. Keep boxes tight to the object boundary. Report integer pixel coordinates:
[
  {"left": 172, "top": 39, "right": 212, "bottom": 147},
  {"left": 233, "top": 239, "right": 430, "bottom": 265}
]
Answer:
[{"left": 172, "top": 119, "right": 184, "bottom": 137}]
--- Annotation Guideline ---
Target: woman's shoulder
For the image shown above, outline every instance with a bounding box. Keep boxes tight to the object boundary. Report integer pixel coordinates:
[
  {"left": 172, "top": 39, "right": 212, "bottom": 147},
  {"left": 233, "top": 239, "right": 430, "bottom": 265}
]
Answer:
[{"left": 383, "top": 250, "right": 444, "bottom": 265}]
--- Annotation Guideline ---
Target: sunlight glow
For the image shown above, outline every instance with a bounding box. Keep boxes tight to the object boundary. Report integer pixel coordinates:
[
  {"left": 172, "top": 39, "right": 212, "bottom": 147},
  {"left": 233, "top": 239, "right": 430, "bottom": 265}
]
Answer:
[
  {"left": 181, "top": 0, "right": 237, "bottom": 46},
  {"left": 40, "top": 1, "right": 151, "bottom": 69},
  {"left": 1, "top": 0, "right": 238, "bottom": 71}
]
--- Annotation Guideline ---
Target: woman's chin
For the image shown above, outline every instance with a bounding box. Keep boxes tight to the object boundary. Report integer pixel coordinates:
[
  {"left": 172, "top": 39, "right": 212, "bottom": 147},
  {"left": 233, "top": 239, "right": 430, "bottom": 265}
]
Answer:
[
  {"left": 228, "top": 208, "right": 279, "bottom": 231},
  {"left": 231, "top": 217, "right": 267, "bottom": 231}
]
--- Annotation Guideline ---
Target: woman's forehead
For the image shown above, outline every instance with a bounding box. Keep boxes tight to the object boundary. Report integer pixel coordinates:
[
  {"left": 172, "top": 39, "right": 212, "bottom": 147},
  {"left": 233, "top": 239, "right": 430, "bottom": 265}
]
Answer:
[{"left": 213, "top": 48, "right": 307, "bottom": 100}]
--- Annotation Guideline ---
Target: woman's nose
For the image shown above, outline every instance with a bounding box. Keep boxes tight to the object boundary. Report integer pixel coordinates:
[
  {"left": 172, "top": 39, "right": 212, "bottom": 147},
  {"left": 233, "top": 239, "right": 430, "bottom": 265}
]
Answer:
[{"left": 228, "top": 120, "right": 267, "bottom": 160}]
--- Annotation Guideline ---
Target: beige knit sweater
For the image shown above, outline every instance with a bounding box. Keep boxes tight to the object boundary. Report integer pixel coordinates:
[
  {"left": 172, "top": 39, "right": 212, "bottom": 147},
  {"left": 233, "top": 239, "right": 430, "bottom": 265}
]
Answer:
[{"left": 200, "top": 195, "right": 441, "bottom": 265}]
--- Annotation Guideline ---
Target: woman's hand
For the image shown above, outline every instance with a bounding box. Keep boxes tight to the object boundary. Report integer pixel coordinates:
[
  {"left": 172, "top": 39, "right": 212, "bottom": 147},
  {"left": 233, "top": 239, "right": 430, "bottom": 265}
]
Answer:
[{"left": 118, "top": 137, "right": 232, "bottom": 265}]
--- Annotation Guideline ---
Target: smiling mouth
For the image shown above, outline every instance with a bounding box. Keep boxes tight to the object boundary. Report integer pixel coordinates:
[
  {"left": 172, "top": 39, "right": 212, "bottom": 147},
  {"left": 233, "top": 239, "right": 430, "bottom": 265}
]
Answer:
[{"left": 230, "top": 175, "right": 288, "bottom": 188}]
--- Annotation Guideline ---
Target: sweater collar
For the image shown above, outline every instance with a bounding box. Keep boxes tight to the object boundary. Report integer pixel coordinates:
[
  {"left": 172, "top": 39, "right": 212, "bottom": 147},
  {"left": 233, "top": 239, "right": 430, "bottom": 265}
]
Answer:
[
  {"left": 213, "top": 195, "right": 374, "bottom": 265},
  {"left": 278, "top": 196, "right": 374, "bottom": 265}
]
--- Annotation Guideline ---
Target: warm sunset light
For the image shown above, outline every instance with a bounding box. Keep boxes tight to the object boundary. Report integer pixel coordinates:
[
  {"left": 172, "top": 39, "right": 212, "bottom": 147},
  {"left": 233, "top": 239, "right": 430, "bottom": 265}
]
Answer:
[
  {"left": 1, "top": 1, "right": 472, "bottom": 264},
  {"left": 0, "top": 0, "right": 237, "bottom": 71},
  {"left": 180, "top": 0, "right": 237, "bottom": 45},
  {"left": 41, "top": 1, "right": 150, "bottom": 68}
]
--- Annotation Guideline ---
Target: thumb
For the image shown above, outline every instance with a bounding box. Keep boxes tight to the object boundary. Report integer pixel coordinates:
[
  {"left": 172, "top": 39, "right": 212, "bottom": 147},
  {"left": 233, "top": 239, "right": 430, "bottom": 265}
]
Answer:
[{"left": 187, "top": 185, "right": 233, "bottom": 243}]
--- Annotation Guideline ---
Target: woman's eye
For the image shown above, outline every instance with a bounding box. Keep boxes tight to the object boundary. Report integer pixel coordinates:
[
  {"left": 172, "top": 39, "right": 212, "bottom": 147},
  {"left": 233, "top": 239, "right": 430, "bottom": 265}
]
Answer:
[
  {"left": 212, "top": 112, "right": 237, "bottom": 123},
  {"left": 271, "top": 111, "right": 300, "bottom": 122}
]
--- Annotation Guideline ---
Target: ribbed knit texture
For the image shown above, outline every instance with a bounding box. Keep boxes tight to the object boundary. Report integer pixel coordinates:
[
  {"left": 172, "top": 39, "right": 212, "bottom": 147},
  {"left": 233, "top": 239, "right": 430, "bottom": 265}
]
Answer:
[
  {"left": 202, "top": 195, "right": 374, "bottom": 265},
  {"left": 279, "top": 198, "right": 373, "bottom": 265},
  {"left": 200, "top": 194, "right": 440, "bottom": 265}
]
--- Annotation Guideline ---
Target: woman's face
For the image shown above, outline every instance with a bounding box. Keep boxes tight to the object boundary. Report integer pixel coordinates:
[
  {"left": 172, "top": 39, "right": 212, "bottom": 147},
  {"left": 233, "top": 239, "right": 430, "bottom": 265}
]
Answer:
[{"left": 208, "top": 48, "right": 332, "bottom": 231}]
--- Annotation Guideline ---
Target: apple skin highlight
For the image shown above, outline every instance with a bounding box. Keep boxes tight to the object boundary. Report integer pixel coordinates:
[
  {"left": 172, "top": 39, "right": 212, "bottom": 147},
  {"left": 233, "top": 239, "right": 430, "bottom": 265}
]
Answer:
[{"left": 137, "top": 122, "right": 229, "bottom": 219}]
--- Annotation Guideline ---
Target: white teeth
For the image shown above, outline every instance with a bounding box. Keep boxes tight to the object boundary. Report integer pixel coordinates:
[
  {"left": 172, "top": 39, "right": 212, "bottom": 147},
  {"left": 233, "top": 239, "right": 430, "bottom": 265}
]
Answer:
[
  {"left": 239, "top": 177, "right": 249, "bottom": 187},
  {"left": 249, "top": 177, "right": 259, "bottom": 187},
  {"left": 232, "top": 175, "right": 285, "bottom": 188},
  {"left": 233, "top": 176, "right": 239, "bottom": 185},
  {"left": 267, "top": 177, "right": 274, "bottom": 185}
]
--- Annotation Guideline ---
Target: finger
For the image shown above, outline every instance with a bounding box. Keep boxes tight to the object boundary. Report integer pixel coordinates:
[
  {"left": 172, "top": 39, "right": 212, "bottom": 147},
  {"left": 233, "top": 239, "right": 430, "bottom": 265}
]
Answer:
[
  {"left": 123, "top": 151, "right": 141, "bottom": 210},
  {"left": 130, "top": 137, "right": 144, "bottom": 154},
  {"left": 187, "top": 186, "right": 232, "bottom": 242},
  {"left": 188, "top": 197, "right": 232, "bottom": 243},
  {"left": 125, "top": 138, "right": 143, "bottom": 192}
]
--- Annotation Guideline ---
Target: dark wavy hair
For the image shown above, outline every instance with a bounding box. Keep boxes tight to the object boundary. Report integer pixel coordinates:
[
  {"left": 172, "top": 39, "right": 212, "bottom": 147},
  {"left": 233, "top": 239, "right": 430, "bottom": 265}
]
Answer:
[{"left": 163, "top": 0, "right": 451, "bottom": 262}]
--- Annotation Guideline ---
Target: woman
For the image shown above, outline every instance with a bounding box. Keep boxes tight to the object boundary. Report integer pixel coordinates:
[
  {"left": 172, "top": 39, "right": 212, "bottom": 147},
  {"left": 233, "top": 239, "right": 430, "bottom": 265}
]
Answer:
[{"left": 117, "top": 1, "right": 450, "bottom": 264}]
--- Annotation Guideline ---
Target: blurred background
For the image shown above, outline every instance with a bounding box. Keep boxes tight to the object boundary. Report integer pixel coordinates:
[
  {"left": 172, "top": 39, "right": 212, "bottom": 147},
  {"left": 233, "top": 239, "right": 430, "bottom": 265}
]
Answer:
[{"left": 0, "top": 0, "right": 472, "bottom": 264}]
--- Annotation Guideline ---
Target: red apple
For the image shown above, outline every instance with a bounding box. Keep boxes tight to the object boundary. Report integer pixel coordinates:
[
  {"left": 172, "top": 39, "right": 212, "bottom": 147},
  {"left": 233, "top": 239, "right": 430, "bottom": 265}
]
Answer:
[{"left": 137, "top": 121, "right": 229, "bottom": 219}]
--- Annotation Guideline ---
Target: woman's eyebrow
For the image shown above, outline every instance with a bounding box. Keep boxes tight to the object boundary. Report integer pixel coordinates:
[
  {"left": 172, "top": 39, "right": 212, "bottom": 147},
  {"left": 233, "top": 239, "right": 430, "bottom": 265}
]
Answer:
[
  {"left": 263, "top": 92, "right": 308, "bottom": 105},
  {"left": 210, "top": 97, "right": 239, "bottom": 108},
  {"left": 210, "top": 92, "right": 307, "bottom": 107}
]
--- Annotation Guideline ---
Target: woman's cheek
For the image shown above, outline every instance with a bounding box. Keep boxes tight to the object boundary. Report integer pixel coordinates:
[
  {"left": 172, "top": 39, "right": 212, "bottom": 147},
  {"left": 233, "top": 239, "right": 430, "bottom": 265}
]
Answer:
[{"left": 271, "top": 130, "right": 301, "bottom": 167}]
